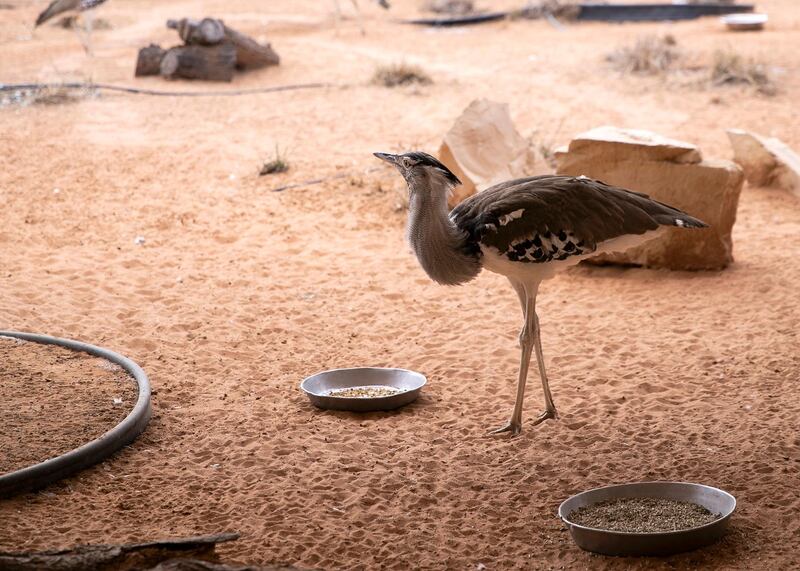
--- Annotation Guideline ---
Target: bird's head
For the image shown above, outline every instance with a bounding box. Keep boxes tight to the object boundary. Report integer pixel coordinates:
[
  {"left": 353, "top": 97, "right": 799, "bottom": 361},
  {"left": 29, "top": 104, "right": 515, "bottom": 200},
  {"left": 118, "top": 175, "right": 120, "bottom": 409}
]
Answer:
[{"left": 373, "top": 151, "right": 461, "bottom": 194}]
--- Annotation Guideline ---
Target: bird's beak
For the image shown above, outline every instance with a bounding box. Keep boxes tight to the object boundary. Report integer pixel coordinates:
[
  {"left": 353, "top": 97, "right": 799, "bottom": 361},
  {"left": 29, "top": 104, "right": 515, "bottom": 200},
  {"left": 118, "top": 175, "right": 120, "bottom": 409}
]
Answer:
[{"left": 373, "top": 152, "right": 399, "bottom": 165}]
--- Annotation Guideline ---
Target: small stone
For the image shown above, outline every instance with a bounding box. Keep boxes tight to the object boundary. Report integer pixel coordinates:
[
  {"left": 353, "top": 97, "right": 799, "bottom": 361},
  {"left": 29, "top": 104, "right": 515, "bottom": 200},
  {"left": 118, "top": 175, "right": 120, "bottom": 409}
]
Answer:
[{"left": 134, "top": 236, "right": 146, "bottom": 246}]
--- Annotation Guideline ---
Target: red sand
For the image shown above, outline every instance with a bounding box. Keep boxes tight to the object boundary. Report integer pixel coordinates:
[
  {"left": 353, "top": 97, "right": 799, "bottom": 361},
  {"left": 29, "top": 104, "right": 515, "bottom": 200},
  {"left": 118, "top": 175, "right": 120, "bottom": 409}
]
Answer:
[
  {"left": 0, "top": 336, "right": 138, "bottom": 474},
  {"left": 1, "top": 1, "right": 799, "bottom": 569}
]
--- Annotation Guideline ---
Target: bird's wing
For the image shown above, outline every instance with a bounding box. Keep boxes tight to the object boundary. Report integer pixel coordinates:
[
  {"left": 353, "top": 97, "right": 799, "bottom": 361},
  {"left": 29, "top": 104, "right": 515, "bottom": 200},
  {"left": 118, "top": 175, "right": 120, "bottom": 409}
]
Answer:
[
  {"left": 35, "top": 0, "right": 80, "bottom": 26},
  {"left": 450, "top": 175, "right": 705, "bottom": 263}
]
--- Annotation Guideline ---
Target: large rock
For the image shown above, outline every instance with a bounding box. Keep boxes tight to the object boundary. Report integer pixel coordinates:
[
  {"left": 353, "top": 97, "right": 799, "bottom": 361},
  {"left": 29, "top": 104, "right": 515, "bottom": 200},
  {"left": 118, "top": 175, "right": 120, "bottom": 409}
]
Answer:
[
  {"left": 556, "top": 125, "right": 702, "bottom": 164},
  {"left": 556, "top": 126, "right": 744, "bottom": 270},
  {"left": 727, "top": 129, "right": 800, "bottom": 197},
  {"left": 438, "top": 99, "right": 538, "bottom": 207}
]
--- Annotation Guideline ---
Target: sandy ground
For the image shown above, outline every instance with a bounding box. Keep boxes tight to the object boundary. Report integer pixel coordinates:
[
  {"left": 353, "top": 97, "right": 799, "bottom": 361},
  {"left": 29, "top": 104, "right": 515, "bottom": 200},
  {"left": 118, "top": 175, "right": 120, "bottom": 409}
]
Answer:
[
  {"left": 0, "top": 336, "right": 137, "bottom": 474},
  {"left": 1, "top": 0, "right": 799, "bottom": 569}
]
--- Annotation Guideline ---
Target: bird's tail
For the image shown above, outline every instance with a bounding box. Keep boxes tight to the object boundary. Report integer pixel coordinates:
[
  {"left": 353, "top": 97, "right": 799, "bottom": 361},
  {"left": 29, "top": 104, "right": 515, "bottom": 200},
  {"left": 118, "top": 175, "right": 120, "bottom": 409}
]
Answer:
[{"left": 35, "top": 0, "right": 69, "bottom": 27}]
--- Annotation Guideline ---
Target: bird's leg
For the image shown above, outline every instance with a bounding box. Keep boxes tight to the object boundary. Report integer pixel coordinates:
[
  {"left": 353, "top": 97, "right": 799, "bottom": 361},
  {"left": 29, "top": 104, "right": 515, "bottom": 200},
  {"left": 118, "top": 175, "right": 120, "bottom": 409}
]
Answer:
[
  {"left": 512, "top": 280, "right": 527, "bottom": 348},
  {"left": 350, "top": 0, "right": 366, "bottom": 35},
  {"left": 530, "top": 309, "right": 558, "bottom": 424},
  {"left": 489, "top": 281, "right": 537, "bottom": 437},
  {"left": 77, "top": 11, "right": 93, "bottom": 55}
]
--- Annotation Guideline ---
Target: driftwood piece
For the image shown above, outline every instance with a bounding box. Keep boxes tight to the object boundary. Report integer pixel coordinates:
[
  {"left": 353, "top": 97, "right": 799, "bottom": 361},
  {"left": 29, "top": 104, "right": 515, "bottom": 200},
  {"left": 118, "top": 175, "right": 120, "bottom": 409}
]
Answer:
[
  {"left": 135, "top": 17, "right": 279, "bottom": 80},
  {"left": 159, "top": 44, "right": 237, "bottom": 82},
  {"left": 167, "top": 18, "right": 226, "bottom": 46},
  {"left": 222, "top": 24, "right": 280, "bottom": 69},
  {"left": 136, "top": 44, "right": 167, "bottom": 76},
  {"left": 0, "top": 533, "right": 239, "bottom": 571},
  {"left": 165, "top": 18, "right": 280, "bottom": 69}
]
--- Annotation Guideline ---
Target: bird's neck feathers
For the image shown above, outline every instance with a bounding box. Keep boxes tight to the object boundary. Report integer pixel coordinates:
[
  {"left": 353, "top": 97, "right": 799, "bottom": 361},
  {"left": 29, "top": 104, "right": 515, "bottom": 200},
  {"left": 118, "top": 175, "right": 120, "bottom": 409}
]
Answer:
[{"left": 405, "top": 171, "right": 481, "bottom": 286}]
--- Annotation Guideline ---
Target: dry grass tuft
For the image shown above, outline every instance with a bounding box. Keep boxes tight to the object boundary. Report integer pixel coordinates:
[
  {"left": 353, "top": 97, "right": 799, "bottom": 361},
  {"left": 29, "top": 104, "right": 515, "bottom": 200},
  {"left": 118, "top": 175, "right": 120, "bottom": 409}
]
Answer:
[
  {"left": 607, "top": 34, "right": 679, "bottom": 75},
  {"left": 608, "top": 37, "right": 779, "bottom": 96},
  {"left": 31, "top": 86, "right": 80, "bottom": 105},
  {"left": 259, "top": 146, "right": 290, "bottom": 176},
  {"left": 519, "top": 0, "right": 581, "bottom": 20},
  {"left": 372, "top": 63, "right": 433, "bottom": 88},
  {"left": 422, "top": 0, "right": 474, "bottom": 15},
  {"left": 709, "top": 49, "right": 776, "bottom": 96},
  {"left": 0, "top": 84, "right": 95, "bottom": 107}
]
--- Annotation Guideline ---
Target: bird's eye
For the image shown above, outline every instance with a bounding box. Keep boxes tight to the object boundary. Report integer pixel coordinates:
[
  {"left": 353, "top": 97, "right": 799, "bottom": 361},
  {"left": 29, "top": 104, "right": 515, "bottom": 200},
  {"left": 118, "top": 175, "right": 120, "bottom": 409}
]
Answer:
[{"left": 402, "top": 157, "right": 414, "bottom": 169}]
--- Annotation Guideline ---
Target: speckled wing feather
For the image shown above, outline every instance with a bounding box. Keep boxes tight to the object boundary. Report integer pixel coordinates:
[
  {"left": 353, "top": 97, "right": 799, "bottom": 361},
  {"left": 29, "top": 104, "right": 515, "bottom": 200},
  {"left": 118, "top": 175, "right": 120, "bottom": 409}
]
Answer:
[{"left": 450, "top": 175, "right": 706, "bottom": 264}]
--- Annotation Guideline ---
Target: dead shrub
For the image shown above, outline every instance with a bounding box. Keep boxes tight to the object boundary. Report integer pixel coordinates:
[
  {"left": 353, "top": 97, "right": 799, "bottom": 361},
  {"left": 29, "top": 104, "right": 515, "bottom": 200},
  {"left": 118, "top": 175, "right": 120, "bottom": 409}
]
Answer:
[
  {"left": 372, "top": 63, "right": 432, "bottom": 88},
  {"left": 422, "top": 0, "right": 474, "bottom": 15},
  {"left": 606, "top": 34, "right": 679, "bottom": 75},
  {"left": 259, "top": 146, "right": 290, "bottom": 176},
  {"left": 0, "top": 84, "right": 95, "bottom": 107},
  {"left": 709, "top": 49, "right": 776, "bottom": 95},
  {"left": 519, "top": 0, "right": 580, "bottom": 20},
  {"left": 31, "top": 86, "right": 79, "bottom": 105}
]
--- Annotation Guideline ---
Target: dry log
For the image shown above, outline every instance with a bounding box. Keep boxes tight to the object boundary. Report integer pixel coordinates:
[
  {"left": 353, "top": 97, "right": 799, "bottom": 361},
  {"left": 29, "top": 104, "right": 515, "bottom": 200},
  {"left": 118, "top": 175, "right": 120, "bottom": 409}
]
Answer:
[
  {"left": 167, "top": 18, "right": 226, "bottom": 46},
  {"left": 136, "top": 44, "right": 167, "bottom": 76},
  {"left": 159, "top": 44, "right": 237, "bottom": 82},
  {"left": 0, "top": 533, "right": 239, "bottom": 571},
  {"left": 222, "top": 25, "right": 280, "bottom": 69},
  {"left": 165, "top": 17, "right": 280, "bottom": 69}
]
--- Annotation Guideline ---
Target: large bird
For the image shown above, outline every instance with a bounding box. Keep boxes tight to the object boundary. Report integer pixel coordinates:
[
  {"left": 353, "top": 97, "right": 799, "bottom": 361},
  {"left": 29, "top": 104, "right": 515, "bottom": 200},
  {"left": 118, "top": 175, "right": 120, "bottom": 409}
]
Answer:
[
  {"left": 374, "top": 151, "right": 707, "bottom": 436},
  {"left": 35, "top": 0, "right": 108, "bottom": 54}
]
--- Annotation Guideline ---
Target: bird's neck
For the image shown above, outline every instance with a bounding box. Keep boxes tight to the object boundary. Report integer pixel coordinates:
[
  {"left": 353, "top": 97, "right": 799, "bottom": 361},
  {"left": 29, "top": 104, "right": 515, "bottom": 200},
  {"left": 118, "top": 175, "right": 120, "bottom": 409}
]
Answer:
[{"left": 406, "top": 178, "right": 481, "bottom": 286}]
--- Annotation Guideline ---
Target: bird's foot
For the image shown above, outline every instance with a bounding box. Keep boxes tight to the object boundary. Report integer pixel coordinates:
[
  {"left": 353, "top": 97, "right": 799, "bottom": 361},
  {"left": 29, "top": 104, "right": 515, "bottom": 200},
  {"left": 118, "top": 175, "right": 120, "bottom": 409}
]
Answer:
[
  {"left": 530, "top": 407, "right": 558, "bottom": 426},
  {"left": 487, "top": 419, "right": 522, "bottom": 438}
]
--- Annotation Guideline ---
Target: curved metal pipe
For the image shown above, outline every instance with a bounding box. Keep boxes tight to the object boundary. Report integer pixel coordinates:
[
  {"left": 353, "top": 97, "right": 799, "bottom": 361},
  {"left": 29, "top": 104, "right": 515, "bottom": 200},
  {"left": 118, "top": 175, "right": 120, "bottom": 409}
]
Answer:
[{"left": 0, "top": 330, "right": 151, "bottom": 498}]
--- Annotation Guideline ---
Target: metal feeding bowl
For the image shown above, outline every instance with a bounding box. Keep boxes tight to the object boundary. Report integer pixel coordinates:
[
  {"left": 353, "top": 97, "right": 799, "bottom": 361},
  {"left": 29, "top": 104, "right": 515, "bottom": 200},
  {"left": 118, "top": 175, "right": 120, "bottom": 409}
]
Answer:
[
  {"left": 559, "top": 482, "right": 736, "bottom": 557},
  {"left": 300, "top": 367, "right": 426, "bottom": 412},
  {"left": 722, "top": 13, "right": 768, "bottom": 31}
]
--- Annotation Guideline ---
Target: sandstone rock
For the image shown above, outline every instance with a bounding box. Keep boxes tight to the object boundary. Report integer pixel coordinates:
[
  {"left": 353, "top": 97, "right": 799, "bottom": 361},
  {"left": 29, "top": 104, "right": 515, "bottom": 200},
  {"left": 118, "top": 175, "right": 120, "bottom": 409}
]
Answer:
[
  {"left": 562, "top": 126, "right": 703, "bottom": 165},
  {"left": 727, "top": 129, "right": 800, "bottom": 197},
  {"left": 556, "top": 126, "right": 743, "bottom": 270},
  {"left": 438, "top": 99, "right": 537, "bottom": 207}
]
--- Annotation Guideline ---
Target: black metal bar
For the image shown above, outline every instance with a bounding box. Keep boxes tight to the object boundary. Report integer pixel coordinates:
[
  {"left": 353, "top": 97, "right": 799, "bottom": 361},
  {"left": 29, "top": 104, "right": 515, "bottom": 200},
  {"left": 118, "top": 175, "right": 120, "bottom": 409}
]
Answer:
[
  {"left": 403, "top": 3, "right": 755, "bottom": 27},
  {"left": 577, "top": 4, "right": 754, "bottom": 22},
  {"left": 401, "top": 11, "right": 508, "bottom": 27}
]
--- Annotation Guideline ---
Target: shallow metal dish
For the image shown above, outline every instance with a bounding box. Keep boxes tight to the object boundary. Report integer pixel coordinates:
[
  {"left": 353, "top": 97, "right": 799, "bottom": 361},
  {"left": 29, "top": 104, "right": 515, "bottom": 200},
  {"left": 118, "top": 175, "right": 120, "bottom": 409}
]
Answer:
[
  {"left": 722, "top": 13, "right": 767, "bottom": 31},
  {"left": 300, "top": 367, "right": 426, "bottom": 412},
  {"left": 558, "top": 482, "right": 736, "bottom": 557}
]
